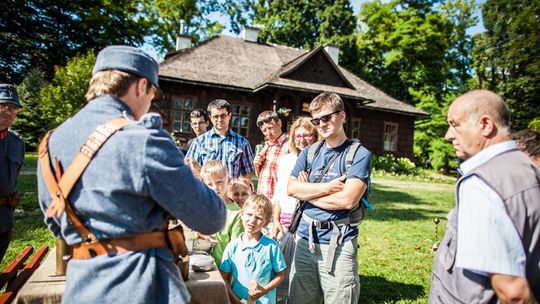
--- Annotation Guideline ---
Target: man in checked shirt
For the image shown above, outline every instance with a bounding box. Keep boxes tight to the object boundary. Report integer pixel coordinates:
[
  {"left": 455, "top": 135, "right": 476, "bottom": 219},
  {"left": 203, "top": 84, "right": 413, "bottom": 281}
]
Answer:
[
  {"left": 254, "top": 111, "right": 289, "bottom": 201},
  {"left": 186, "top": 99, "right": 255, "bottom": 181}
]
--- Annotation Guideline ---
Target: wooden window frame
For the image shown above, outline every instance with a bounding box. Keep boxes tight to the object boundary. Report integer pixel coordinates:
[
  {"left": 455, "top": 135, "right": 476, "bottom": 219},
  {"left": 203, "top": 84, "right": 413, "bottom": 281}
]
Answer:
[
  {"left": 229, "top": 102, "right": 251, "bottom": 137},
  {"left": 383, "top": 121, "right": 398, "bottom": 152},
  {"left": 350, "top": 117, "right": 362, "bottom": 140},
  {"left": 171, "top": 94, "right": 196, "bottom": 133}
]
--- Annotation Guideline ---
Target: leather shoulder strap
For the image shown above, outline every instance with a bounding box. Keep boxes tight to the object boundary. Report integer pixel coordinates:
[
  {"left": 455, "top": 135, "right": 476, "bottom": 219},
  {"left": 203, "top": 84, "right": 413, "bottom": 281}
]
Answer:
[{"left": 38, "top": 117, "right": 131, "bottom": 243}]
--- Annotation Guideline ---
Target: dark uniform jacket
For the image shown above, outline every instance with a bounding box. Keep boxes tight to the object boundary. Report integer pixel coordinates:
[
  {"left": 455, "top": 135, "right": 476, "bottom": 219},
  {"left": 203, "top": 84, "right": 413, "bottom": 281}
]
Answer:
[{"left": 0, "top": 130, "right": 24, "bottom": 234}]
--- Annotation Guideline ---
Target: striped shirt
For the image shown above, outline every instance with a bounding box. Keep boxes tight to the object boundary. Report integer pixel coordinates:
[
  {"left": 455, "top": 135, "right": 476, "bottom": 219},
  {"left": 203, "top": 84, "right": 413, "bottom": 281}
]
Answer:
[
  {"left": 186, "top": 128, "right": 255, "bottom": 178},
  {"left": 455, "top": 141, "right": 526, "bottom": 276},
  {"left": 256, "top": 133, "right": 289, "bottom": 200}
]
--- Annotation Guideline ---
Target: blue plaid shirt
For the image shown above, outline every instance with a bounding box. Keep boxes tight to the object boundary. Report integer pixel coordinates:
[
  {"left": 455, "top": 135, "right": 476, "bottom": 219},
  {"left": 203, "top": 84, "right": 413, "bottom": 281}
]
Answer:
[{"left": 186, "top": 128, "right": 255, "bottom": 178}]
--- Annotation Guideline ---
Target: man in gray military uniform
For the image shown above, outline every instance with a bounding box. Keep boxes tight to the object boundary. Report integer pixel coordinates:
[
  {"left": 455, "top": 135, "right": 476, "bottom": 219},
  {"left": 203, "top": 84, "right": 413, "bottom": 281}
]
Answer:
[
  {"left": 37, "top": 45, "right": 227, "bottom": 303},
  {"left": 0, "top": 84, "right": 24, "bottom": 263}
]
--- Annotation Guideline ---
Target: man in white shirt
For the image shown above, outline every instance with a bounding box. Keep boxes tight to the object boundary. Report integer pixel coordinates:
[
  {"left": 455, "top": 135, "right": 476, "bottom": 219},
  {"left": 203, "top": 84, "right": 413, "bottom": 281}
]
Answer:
[{"left": 429, "top": 89, "right": 539, "bottom": 303}]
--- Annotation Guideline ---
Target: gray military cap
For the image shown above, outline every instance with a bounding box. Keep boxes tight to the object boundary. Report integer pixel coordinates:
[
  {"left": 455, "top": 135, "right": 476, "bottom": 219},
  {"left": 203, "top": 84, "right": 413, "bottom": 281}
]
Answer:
[
  {"left": 92, "top": 45, "right": 160, "bottom": 88},
  {"left": 0, "top": 84, "right": 22, "bottom": 108}
]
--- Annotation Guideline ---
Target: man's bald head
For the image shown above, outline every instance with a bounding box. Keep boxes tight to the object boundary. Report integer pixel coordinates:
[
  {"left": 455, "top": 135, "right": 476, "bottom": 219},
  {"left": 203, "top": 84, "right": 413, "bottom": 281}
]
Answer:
[
  {"left": 453, "top": 90, "right": 511, "bottom": 134},
  {"left": 446, "top": 90, "right": 512, "bottom": 159}
]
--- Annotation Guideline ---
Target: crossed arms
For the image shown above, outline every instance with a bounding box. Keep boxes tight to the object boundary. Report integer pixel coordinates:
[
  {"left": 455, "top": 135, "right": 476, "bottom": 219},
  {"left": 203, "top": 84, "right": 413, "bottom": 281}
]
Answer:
[{"left": 287, "top": 172, "right": 367, "bottom": 211}]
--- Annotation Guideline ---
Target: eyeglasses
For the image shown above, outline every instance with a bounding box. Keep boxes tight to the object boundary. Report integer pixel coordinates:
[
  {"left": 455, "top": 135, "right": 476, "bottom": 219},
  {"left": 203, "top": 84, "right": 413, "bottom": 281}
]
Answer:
[
  {"left": 310, "top": 110, "right": 341, "bottom": 126},
  {"left": 0, "top": 104, "right": 18, "bottom": 114},
  {"left": 256, "top": 116, "right": 278, "bottom": 127},
  {"left": 190, "top": 121, "right": 207, "bottom": 126},
  {"left": 294, "top": 133, "right": 315, "bottom": 141},
  {"left": 211, "top": 113, "right": 229, "bottom": 120}
]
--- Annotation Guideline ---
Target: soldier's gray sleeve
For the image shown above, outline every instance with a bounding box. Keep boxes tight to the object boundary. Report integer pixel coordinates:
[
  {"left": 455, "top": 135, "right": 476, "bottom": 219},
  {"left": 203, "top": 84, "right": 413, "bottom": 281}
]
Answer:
[
  {"left": 36, "top": 164, "right": 62, "bottom": 238},
  {"left": 142, "top": 129, "right": 227, "bottom": 235}
]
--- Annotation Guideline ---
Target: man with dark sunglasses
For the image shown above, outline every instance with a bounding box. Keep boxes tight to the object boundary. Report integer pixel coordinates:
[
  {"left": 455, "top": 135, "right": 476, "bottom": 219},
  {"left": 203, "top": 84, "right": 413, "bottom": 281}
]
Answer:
[
  {"left": 287, "top": 92, "right": 371, "bottom": 304},
  {"left": 254, "top": 111, "right": 288, "bottom": 201}
]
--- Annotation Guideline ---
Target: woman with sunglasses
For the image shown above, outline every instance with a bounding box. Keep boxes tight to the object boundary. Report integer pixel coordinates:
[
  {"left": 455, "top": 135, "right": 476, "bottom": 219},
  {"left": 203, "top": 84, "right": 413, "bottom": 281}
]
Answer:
[
  {"left": 271, "top": 116, "right": 319, "bottom": 302},
  {"left": 271, "top": 117, "right": 319, "bottom": 239}
]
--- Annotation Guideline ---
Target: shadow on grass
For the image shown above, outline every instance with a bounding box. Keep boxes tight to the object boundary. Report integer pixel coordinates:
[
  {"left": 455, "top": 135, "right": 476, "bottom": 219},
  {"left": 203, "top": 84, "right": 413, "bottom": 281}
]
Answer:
[
  {"left": 360, "top": 275, "right": 425, "bottom": 303},
  {"left": 367, "top": 185, "right": 450, "bottom": 222}
]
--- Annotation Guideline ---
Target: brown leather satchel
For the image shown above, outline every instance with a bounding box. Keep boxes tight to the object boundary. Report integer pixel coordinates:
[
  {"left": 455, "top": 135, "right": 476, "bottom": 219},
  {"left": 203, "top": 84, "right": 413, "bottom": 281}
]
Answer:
[
  {"left": 166, "top": 219, "right": 189, "bottom": 260},
  {"left": 167, "top": 219, "right": 190, "bottom": 281}
]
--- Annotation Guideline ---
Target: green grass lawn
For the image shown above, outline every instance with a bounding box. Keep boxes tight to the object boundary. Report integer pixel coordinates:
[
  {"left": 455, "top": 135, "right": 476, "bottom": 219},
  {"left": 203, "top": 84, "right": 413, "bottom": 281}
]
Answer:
[
  {"left": 359, "top": 178, "right": 454, "bottom": 303},
  {"left": 2, "top": 153, "right": 456, "bottom": 303},
  {"left": 1, "top": 154, "right": 56, "bottom": 272}
]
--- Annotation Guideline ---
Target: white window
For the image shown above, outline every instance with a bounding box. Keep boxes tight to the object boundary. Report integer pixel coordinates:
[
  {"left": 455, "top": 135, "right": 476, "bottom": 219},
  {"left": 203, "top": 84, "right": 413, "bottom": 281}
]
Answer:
[
  {"left": 383, "top": 122, "right": 398, "bottom": 152},
  {"left": 351, "top": 117, "right": 361, "bottom": 140},
  {"left": 230, "top": 103, "right": 251, "bottom": 137},
  {"left": 172, "top": 95, "right": 195, "bottom": 133}
]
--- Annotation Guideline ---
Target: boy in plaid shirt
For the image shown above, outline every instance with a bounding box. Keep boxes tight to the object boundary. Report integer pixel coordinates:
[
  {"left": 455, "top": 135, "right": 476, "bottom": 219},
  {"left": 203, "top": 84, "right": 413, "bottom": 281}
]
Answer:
[{"left": 254, "top": 111, "right": 288, "bottom": 201}]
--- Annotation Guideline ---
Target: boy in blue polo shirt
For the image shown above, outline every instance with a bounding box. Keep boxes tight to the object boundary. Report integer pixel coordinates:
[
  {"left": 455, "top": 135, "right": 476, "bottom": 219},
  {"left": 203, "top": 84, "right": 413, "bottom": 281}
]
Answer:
[{"left": 220, "top": 194, "right": 286, "bottom": 304}]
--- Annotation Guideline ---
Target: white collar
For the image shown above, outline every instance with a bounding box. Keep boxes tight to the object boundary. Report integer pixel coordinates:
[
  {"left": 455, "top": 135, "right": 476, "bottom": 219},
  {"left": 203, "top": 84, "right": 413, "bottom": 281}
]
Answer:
[{"left": 460, "top": 140, "right": 517, "bottom": 175}]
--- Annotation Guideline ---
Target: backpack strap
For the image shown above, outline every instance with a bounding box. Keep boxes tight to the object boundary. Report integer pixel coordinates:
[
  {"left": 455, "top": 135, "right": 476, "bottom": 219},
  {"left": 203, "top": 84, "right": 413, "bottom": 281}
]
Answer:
[
  {"left": 344, "top": 139, "right": 361, "bottom": 175},
  {"left": 38, "top": 117, "right": 131, "bottom": 243},
  {"left": 342, "top": 139, "right": 373, "bottom": 211},
  {"left": 306, "top": 140, "right": 325, "bottom": 173}
]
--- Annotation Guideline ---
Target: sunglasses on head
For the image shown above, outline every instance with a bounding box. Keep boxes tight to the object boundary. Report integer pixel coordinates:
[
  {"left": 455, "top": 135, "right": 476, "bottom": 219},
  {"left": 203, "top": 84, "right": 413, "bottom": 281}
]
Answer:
[
  {"left": 256, "top": 115, "right": 278, "bottom": 127},
  {"left": 310, "top": 110, "right": 341, "bottom": 126}
]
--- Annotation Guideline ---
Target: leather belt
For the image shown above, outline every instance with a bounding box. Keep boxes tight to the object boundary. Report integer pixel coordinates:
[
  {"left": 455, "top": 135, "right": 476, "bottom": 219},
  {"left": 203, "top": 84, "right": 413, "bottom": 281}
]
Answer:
[
  {"left": 72, "top": 231, "right": 168, "bottom": 259},
  {"left": 0, "top": 193, "right": 21, "bottom": 208}
]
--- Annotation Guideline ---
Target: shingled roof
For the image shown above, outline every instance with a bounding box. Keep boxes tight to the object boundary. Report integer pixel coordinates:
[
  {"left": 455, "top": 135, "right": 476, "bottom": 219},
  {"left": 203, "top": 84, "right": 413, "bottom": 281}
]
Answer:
[{"left": 160, "top": 35, "right": 427, "bottom": 117}]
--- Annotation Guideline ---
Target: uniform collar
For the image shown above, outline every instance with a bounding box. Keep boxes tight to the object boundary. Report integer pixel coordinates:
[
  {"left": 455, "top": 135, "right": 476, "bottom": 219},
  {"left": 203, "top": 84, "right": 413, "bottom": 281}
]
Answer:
[
  {"left": 0, "top": 129, "right": 7, "bottom": 141},
  {"left": 88, "top": 95, "right": 134, "bottom": 119},
  {"left": 460, "top": 140, "right": 517, "bottom": 175}
]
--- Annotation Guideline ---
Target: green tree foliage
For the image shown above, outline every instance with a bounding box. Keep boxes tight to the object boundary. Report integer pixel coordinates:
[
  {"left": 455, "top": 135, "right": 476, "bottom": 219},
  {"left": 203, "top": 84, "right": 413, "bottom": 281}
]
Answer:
[
  {"left": 356, "top": 0, "right": 477, "bottom": 170},
  {"left": 0, "top": 0, "right": 148, "bottom": 83},
  {"left": 472, "top": 0, "right": 540, "bottom": 130},
  {"left": 40, "top": 51, "right": 95, "bottom": 128},
  {"left": 141, "top": 0, "right": 227, "bottom": 54},
  {"left": 11, "top": 69, "right": 50, "bottom": 151},
  {"left": 356, "top": 0, "right": 461, "bottom": 102},
  {"left": 529, "top": 118, "right": 540, "bottom": 132},
  {"left": 442, "top": 0, "right": 478, "bottom": 89},
  {"left": 254, "top": 0, "right": 356, "bottom": 49},
  {"left": 252, "top": 0, "right": 357, "bottom": 68}
]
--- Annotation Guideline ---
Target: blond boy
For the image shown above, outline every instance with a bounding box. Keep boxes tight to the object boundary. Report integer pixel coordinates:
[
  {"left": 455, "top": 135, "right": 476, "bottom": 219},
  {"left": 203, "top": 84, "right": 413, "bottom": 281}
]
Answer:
[
  {"left": 200, "top": 160, "right": 244, "bottom": 265},
  {"left": 220, "top": 195, "right": 286, "bottom": 304}
]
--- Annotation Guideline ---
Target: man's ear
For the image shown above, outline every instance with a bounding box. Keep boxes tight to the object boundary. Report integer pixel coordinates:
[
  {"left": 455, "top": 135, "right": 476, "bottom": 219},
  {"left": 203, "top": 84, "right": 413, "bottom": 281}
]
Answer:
[
  {"left": 136, "top": 78, "right": 148, "bottom": 96},
  {"left": 479, "top": 115, "right": 495, "bottom": 137},
  {"left": 340, "top": 110, "right": 346, "bottom": 121}
]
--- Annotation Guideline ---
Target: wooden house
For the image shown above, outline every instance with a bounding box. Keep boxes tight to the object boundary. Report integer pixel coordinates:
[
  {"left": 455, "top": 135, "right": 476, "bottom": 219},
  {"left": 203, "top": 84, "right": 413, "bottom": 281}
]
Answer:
[{"left": 155, "top": 28, "right": 427, "bottom": 158}]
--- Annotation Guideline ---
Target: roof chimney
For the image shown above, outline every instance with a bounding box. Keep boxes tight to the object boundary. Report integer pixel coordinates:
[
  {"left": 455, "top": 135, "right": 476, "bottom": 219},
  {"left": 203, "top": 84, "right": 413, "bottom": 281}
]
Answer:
[
  {"left": 242, "top": 26, "right": 259, "bottom": 43},
  {"left": 324, "top": 45, "right": 339, "bottom": 65},
  {"left": 176, "top": 20, "right": 191, "bottom": 50}
]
